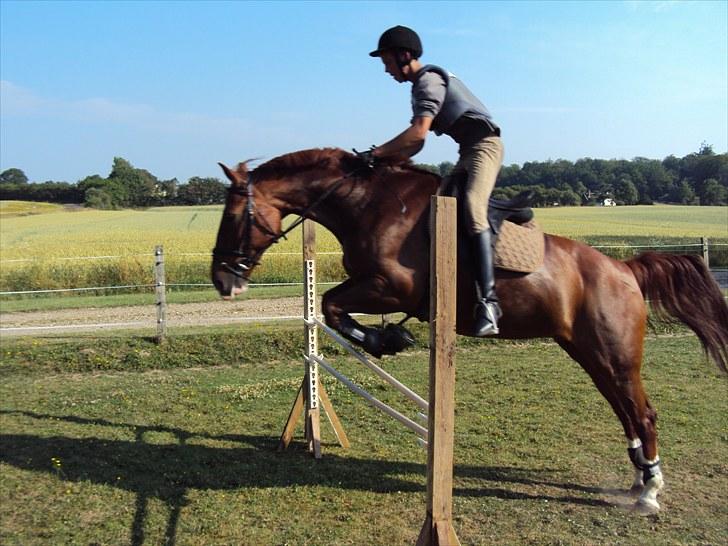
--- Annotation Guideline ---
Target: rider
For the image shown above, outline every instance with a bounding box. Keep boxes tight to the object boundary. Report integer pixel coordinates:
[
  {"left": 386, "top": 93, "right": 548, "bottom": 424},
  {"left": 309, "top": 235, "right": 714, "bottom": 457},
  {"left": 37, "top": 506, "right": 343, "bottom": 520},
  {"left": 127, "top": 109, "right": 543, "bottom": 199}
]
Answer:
[{"left": 366, "top": 25, "right": 504, "bottom": 336}]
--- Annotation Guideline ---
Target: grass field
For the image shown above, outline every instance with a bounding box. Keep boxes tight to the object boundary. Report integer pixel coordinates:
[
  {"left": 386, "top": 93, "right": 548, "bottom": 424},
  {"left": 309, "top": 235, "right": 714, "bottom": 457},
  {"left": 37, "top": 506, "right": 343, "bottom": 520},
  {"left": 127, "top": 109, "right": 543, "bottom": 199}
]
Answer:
[
  {"left": 1, "top": 201, "right": 726, "bottom": 297},
  {"left": 0, "top": 324, "right": 725, "bottom": 545}
]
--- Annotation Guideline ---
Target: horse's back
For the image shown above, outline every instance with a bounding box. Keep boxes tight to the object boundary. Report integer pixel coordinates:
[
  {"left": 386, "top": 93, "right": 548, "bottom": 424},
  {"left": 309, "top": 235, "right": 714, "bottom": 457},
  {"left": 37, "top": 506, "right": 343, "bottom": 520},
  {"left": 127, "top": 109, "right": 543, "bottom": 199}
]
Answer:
[{"left": 477, "top": 233, "right": 644, "bottom": 341}]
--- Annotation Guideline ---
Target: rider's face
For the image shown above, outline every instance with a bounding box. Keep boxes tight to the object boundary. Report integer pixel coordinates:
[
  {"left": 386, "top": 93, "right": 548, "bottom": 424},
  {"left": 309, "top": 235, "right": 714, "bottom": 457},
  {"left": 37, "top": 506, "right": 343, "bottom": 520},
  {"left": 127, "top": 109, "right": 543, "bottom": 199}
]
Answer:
[{"left": 380, "top": 51, "right": 407, "bottom": 83}]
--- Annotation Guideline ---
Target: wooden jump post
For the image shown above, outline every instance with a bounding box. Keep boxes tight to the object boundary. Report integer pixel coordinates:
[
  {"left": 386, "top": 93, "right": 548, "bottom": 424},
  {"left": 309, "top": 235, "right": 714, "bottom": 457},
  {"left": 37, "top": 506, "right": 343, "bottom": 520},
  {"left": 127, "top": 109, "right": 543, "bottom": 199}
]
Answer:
[
  {"left": 278, "top": 197, "right": 461, "bottom": 543},
  {"left": 417, "top": 195, "right": 461, "bottom": 546}
]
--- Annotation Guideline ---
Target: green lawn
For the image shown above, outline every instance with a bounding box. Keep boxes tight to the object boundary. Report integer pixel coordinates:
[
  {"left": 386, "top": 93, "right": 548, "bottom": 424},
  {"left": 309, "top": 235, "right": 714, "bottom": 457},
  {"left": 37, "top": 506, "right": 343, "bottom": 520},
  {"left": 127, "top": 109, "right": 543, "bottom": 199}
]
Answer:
[{"left": 1, "top": 325, "right": 725, "bottom": 545}]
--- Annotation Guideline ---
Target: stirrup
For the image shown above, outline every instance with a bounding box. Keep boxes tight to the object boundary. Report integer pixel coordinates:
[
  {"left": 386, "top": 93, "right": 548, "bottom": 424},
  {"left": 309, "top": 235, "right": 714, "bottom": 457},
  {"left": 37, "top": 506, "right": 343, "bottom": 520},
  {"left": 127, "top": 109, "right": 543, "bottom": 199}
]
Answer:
[{"left": 473, "top": 300, "right": 500, "bottom": 337}]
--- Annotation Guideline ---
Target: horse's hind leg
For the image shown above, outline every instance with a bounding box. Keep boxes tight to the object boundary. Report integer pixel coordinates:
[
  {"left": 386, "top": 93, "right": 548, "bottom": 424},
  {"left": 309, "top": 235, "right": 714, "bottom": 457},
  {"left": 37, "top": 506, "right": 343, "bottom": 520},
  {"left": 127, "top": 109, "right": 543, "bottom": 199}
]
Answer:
[{"left": 556, "top": 318, "right": 664, "bottom": 514}]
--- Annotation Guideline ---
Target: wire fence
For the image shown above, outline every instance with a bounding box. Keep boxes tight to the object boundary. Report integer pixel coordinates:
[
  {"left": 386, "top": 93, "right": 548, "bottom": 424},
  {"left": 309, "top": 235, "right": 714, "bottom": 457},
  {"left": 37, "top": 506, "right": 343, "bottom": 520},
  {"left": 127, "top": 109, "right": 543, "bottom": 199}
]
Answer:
[
  {"left": 1, "top": 241, "right": 726, "bottom": 296},
  {"left": 1, "top": 240, "right": 726, "bottom": 336}
]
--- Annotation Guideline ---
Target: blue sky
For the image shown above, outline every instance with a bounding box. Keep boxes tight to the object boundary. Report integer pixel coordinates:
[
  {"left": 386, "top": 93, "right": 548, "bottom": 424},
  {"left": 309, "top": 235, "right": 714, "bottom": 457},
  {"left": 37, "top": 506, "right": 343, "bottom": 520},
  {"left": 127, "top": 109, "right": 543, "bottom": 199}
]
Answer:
[{"left": 1, "top": 0, "right": 726, "bottom": 183}]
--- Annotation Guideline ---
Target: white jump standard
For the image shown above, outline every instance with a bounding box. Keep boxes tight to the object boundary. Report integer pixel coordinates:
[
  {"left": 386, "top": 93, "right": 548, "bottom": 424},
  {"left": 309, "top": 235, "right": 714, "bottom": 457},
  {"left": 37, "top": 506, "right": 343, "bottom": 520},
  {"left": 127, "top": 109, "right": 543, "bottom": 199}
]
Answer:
[{"left": 278, "top": 219, "right": 430, "bottom": 455}]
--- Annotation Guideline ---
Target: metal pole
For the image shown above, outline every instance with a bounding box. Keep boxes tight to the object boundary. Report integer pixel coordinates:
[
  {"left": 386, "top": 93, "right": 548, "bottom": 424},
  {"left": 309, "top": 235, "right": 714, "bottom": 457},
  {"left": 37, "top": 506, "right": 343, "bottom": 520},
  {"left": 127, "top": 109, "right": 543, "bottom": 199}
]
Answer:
[{"left": 154, "top": 245, "right": 167, "bottom": 343}]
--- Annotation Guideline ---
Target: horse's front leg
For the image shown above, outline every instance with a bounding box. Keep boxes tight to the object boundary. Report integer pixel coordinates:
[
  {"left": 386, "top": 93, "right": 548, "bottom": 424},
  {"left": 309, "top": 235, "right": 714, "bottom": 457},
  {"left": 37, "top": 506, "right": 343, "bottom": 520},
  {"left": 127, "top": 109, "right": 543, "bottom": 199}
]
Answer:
[{"left": 321, "top": 277, "right": 416, "bottom": 358}]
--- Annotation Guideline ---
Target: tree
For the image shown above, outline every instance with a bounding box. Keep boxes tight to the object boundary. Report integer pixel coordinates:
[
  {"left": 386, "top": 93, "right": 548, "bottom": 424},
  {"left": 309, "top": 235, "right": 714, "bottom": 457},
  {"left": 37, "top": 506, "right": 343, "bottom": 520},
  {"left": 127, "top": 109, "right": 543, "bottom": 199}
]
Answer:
[
  {"left": 77, "top": 174, "right": 106, "bottom": 193},
  {"left": 438, "top": 161, "right": 455, "bottom": 177},
  {"left": 698, "top": 141, "right": 714, "bottom": 156},
  {"left": 108, "top": 157, "right": 158, "bottom": 207},
  {"left": 84, "top": 187, "right": 114, "bottom": 209},
  {"left": 614, "top": 176, "right": 639, "bottom": 205},
  {"left": 668, "top": 180, "right": 697, "bottom": 204},
  {"left": 559, "top": 188, "right": 581, "bottom": 206},
  {"left": 155, "top": 178, "right": 179, "bottom": 205},
  {"left": 700, "top": 179, "right": 727, "bottom": 206},
  {"left": 177, "top": 177, "right": 227, "bottom": 205},
  {"left": 0, "top": 168, "right": 28, "bottom": 185},
  {"left": 414, "top": 163, "right": 439, "bottom": 174}
]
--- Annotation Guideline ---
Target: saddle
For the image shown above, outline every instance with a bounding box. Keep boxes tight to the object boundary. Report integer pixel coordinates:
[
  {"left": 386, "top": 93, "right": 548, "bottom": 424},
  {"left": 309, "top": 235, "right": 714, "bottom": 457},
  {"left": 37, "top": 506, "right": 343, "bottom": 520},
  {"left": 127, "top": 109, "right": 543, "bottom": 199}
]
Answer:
[
  {"left": 487, "top": 190, "right": 534, "bottom": 233},
  {"left": 440, "top": 180, "right": 545, "bottom": 273}
]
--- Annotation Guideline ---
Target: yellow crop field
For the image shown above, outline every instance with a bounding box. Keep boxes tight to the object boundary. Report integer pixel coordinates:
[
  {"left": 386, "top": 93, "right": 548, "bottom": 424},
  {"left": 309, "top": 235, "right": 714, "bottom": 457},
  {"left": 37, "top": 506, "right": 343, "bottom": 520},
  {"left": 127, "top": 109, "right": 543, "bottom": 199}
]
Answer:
[
  {"left": 0, "top": 201, "right": 725, "bottom": 293},
  {"left": 0, "top": 200, "right": 66, "bottom": 218},
  {"left": 534, "top": 205, "right": 727, "bottom": 239},
  {"left": 0, "top": 203, "right": 343, "bottom": 292}
]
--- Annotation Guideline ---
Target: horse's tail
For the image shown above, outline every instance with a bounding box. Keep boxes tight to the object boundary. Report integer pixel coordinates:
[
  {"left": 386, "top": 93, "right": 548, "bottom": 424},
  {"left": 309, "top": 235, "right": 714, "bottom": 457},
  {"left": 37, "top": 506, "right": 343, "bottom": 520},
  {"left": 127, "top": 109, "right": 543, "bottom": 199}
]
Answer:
[{"left": 625, "top": 252, "right": 728, "bottom": 373}]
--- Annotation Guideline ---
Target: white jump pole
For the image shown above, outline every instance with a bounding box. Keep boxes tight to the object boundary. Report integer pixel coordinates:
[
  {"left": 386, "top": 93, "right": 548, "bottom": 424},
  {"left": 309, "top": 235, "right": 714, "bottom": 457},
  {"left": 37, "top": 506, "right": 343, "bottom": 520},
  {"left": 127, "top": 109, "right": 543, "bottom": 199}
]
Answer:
[
  {"left": 311, "top": 317, "right": 429, "bottom": 411},
  {"left": 309, "top": 354, "right": 428, "bottom": 440}
]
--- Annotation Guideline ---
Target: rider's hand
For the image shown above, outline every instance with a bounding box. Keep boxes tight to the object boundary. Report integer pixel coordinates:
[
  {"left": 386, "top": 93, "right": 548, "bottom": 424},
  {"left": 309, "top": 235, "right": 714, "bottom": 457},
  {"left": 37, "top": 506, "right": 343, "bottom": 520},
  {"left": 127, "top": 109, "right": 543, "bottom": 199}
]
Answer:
[{"left": 353, "top": 146, "right": 378, "bottom": 169}]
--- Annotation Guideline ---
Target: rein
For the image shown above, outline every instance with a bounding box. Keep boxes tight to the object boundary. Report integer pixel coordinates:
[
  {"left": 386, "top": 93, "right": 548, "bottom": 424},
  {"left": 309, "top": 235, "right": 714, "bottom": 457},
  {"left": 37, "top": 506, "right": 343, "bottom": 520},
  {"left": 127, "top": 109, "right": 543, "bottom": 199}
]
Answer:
[{"left": 212, "top": 169, "right": 363, "bottom": 278}]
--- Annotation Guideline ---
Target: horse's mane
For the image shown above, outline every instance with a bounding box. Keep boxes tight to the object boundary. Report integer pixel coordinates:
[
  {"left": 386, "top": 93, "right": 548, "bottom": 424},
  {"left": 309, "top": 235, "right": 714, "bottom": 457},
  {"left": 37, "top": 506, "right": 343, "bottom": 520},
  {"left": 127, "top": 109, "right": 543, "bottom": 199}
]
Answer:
[
  {"left": 253, "top": 148, "right": 347, "bottom": 178},
  {"left": 241, "top": 147, "right": 441, "bottom": 183}
]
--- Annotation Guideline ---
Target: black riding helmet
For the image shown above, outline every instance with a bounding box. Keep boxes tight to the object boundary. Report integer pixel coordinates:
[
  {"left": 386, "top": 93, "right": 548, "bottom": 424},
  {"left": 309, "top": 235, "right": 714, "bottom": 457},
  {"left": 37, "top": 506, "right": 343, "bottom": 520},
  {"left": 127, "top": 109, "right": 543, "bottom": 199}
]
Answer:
[{"left": 369, "top": 25, "right": 423, "bottom": 59}]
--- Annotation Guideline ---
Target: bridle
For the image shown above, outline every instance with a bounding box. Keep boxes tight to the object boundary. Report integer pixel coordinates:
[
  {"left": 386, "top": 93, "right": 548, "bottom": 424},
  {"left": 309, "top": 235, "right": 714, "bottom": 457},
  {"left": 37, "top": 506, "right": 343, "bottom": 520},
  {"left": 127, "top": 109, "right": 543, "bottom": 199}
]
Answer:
[
  {"left": 212, "top": 169, "right": 364, "bottom": 279},
  {"left": 212, "top": 179, "right": 275, "bottom": 278}
]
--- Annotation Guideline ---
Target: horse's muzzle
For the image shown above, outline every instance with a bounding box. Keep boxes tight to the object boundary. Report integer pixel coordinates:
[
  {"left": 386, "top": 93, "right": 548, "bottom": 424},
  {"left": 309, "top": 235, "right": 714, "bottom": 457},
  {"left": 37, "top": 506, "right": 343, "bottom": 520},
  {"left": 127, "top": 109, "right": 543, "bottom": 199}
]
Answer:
[{"left": 211, "top": 262, "right": 249, "bottom": 300}]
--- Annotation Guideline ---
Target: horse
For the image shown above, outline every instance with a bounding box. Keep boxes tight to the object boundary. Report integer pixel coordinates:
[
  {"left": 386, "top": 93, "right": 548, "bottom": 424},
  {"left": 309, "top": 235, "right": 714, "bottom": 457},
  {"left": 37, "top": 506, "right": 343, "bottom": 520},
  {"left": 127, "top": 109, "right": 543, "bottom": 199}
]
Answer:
[{"left": 211, "top": 147, "right": 728, "bottom": 515}]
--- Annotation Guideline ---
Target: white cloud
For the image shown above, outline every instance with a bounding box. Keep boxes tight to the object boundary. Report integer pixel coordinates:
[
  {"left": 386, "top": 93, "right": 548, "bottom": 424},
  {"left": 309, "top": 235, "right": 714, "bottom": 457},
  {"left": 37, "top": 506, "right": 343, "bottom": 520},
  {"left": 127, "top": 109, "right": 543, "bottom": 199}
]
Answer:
[
  {"left": 0, "top": 80, "right": 311, "bottom": 181},
  {"left": 0, "top": 80, "right": 254, "bottom": 136}
]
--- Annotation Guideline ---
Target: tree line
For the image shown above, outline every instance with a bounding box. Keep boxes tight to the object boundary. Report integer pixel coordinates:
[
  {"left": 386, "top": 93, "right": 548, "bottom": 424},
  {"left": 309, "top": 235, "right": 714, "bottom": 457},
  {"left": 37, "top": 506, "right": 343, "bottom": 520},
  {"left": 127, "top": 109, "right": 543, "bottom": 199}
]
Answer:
[
  {"left": 0, "top": 158, "right": 226, "bottom": 208},
  {"left": 1, "top": 144, "right": 726, "bottom": 208},
  {"left": 418, "top": 143, "right": 727, "bottom": 206}
]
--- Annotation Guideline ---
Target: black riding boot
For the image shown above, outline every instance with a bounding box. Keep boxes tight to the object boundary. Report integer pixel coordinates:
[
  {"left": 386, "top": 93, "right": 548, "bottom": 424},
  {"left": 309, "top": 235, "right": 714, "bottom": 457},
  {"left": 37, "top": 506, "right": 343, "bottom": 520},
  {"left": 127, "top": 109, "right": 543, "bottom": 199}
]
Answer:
[{"left": 472, "top": 229, "right": 501, "bottom": 336}]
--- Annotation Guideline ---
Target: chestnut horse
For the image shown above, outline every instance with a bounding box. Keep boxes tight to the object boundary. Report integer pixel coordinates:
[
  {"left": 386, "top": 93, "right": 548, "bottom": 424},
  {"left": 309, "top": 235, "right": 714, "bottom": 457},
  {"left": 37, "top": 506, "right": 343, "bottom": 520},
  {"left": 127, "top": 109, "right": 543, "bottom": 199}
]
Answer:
[{"left": 211, "top": 148, "right": 728, "bottom": 514}]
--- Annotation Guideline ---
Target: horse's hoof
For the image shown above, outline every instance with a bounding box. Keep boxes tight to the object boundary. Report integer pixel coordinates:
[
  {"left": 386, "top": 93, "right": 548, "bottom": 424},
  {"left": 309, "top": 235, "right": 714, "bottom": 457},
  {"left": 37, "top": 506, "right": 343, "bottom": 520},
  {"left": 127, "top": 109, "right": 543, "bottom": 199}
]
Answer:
[
  {"left": 382, "top": 323, "right": 416, "bottom": 354},
  {"left": 628, "top": 483, "right": 644, "bottom": 498},
  {"left": 351, "top": 327, "right": 382, "bottom": 358},
  {"left": 632, "top": 498, "right": 660, "bottom": 516}
]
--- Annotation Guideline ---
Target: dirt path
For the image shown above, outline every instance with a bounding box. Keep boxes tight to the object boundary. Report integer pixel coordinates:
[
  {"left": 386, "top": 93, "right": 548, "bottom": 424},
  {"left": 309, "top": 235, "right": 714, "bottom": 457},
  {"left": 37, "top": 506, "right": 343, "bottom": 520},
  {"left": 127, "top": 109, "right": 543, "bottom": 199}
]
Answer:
[{"left": 0, "top": 297, "right": 308, "bottom": 336}]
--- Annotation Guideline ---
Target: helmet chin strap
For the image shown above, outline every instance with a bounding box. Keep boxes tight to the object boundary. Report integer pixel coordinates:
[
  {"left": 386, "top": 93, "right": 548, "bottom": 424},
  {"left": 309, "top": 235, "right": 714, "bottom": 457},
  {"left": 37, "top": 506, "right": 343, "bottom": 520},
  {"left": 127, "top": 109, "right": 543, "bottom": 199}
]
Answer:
[{"left": 395, "top": 50, "right": 412, "bottom": 81}]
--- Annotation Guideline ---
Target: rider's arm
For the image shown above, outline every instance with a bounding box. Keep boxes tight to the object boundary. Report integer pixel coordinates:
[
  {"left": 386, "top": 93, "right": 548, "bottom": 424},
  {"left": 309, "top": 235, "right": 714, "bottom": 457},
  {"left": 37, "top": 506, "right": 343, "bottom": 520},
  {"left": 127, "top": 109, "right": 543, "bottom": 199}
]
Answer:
[
  {"left": 373, "top": 70, "right": 445, "bottom": 161},
  {"left": 373, "top": 116, "right": 432, "bottom": 160}
]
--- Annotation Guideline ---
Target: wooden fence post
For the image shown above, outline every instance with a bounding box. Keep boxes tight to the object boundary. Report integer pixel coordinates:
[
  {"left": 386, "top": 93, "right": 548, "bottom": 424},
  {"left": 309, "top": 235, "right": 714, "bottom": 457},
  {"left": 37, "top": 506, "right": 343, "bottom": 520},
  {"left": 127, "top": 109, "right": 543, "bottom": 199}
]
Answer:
[
  {"left": 154, "top": 245, "right": 167, "bottom": 343},
  {"left": 417, "top": 196, "right": 461, "bottom": 546}
]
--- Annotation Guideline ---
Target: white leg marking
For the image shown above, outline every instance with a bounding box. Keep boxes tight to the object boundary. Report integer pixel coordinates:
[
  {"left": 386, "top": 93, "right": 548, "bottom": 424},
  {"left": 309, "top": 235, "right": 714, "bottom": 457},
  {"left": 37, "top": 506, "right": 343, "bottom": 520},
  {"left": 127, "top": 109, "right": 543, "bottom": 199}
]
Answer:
[{"left": 635, "top": 457, "right": 664, "bottom": 515}]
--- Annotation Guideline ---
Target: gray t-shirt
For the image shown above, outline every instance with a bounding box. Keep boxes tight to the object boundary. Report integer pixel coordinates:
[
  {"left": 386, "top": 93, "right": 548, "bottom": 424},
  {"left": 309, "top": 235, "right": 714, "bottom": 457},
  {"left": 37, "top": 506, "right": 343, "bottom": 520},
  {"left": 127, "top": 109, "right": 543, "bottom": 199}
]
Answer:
[{"left": 411, "top": 71, "right": 447, "bottom": 121}]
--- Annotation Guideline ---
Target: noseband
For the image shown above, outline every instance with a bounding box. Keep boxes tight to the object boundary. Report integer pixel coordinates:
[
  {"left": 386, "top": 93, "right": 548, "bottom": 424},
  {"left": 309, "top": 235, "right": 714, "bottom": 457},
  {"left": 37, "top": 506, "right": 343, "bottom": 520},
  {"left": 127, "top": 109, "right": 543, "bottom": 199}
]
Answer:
[
  {"left": 212, "top": 169, "right": 363, "bottom": 279},
  {"left": 212, "top": 178, "right": 277, "bottom": 278}
]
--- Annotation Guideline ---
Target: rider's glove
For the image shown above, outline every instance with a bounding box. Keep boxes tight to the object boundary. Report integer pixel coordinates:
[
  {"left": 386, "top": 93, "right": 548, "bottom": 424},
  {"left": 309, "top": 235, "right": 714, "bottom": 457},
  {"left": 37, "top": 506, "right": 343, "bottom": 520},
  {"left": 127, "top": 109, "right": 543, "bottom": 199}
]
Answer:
[{"left": 353, "top": 146, "right": 378, "bottom": 169}]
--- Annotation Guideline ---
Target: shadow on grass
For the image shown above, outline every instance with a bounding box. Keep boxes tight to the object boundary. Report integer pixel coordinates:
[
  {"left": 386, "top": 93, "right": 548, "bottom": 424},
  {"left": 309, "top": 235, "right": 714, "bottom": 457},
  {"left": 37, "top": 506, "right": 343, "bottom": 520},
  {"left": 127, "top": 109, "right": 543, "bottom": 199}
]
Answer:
[{"left": 1, "top": 409, "right": 615, "bottom": 546}]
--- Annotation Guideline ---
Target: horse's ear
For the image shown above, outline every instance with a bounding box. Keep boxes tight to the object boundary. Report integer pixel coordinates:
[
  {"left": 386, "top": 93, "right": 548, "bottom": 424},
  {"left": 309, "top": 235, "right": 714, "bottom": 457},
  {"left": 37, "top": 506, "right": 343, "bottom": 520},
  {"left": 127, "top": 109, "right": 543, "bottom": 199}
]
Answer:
[{"left": 218, "top": 162, "right": 246, "bottom": 187}]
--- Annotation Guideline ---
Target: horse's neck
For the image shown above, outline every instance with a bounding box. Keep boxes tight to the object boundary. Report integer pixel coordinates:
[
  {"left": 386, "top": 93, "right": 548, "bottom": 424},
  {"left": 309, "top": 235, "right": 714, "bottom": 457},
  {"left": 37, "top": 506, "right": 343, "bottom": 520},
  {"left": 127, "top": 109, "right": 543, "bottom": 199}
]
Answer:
[
  {"left": 268, "top": 166, "right": 437, "bottom": 246},
  {"left": 270, "top": 171, "right": 371, "bottom": 227}
]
